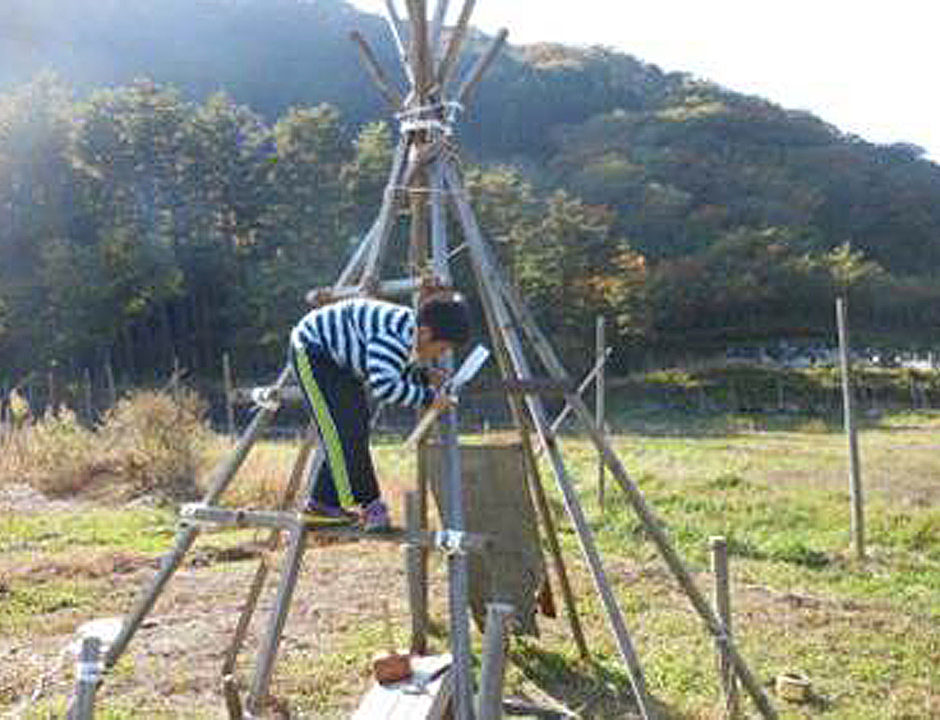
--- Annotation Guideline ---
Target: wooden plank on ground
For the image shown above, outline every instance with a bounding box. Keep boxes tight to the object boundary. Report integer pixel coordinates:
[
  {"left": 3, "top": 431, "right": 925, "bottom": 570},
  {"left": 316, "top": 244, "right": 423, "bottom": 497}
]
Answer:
[{"left": 353, "top": 654, "right": 453, "bottom": 720}]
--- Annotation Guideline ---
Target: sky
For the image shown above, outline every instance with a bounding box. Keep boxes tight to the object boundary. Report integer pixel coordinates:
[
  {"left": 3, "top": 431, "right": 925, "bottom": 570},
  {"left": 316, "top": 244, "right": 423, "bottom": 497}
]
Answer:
[{"left": 347, "top": 0, "right": 940, "bottom": 162}]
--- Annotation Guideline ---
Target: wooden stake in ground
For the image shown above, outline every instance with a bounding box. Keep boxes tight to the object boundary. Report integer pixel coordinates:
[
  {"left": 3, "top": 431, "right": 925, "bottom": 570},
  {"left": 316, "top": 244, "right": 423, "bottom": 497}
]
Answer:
[
  {"left": 711, "top": 537, "right": 739, "bottom": 718},
  {"left": 596, "top": 316, "right": 607, "bottom": 511},
  {"left": 836, "top": 296, "right": 865, "bottom": 560}
]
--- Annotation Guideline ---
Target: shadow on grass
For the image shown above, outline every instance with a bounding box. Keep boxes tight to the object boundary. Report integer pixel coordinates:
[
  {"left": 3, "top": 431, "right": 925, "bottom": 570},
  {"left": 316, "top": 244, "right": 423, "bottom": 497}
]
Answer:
[{"left": 507, "top": 642, "right": 688, "bottom": 719}]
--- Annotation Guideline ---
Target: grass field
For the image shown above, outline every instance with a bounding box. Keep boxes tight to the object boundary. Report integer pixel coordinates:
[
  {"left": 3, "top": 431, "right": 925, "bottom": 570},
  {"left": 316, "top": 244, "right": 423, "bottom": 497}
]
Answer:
[{"left": 1, "top": 409, "right": 937, "bottom": 718}]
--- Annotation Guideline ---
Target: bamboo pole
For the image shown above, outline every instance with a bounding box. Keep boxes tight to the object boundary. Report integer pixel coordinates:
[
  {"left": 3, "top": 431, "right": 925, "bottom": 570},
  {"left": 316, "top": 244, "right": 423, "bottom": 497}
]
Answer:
[
  {"left": 350, "top": 30, "right": 403, "bottom": 108},
  {"left": 492, "top": 273, "right": 778, "bottom": 718},
  {"left": 544, "top": 347, "right": 611, "bottom": 441},
  {"left": 445, "top": 162, "right": 655, "bottom": 719},
  {"left": 436, "top": 0, "right": 475, "bottom": 88},
  {"left": 383, "top": 0, "right": 414, "bottom": 85},
  {"left": 429, "top": 0, "right": 451, "bottom": 64},
  {"left": 477, "top": 602, "right": 514, "bottom": 720},
  {"left": 836, "top": 296, "right": 865, "bottom": 560},
  {"left": 362, "top": 136, "right": 413, "bottom": 284},
  {"left": 467, "top": 228, "right": 589, "bottom": 660},
  {"left": 406, "top": 0, "right": 431, "bottom": 98},
  {"left": 445, "top": 160, "right": 777, "bottom": 719},
  {"left": 66, "top": 636, "right": 101, "bottom": 720},
  {"left": 439, "top": 375, "right": 476, "bottom": 720},
  {"left": 221, "top": 435, "right": 322, "bottom": 682},
  {"left": 455, "top": 28, "right": 508, "bottom": 105},
  {"left": 247, "top": 523, "right": 309, "bottom": 714}
]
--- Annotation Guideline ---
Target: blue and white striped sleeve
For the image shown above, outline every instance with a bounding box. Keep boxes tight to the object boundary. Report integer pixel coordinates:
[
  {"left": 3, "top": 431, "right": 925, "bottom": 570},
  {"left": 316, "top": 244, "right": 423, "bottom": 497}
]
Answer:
[{"left": 365, "top": 336, "right": 435, "bottom": 408}]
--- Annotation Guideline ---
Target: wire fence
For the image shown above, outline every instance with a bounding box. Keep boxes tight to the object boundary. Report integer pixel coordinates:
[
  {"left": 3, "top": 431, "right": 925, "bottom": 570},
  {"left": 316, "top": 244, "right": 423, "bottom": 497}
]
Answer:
[{"left": 5, "top": 359, "right": 940, "bottom": 447}]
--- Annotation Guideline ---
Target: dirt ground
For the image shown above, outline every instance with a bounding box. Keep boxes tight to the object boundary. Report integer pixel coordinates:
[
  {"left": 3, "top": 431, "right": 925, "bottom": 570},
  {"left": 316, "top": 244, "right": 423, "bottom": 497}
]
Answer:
[{"left": 0, "top": 484, "right": 448, "bottom": 719}]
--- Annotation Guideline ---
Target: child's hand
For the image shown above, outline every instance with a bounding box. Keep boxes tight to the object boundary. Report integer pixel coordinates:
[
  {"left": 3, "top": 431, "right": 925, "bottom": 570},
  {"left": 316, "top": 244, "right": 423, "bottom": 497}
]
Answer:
[
  {"left": 429, "top": 391, "right": 456, "bottom": 412},
  {"left": 427, "top": 367, "right": 450, "bottom": 388}
]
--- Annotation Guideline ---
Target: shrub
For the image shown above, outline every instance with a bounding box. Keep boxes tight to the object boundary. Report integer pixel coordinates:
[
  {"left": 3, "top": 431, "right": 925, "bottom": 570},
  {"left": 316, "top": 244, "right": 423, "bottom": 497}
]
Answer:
[
  {"left": 96, "top": 389, "right": 211, "bottom": 502},
  {"left": 0, "top": 389, "right": 210, "bottom": 504}
]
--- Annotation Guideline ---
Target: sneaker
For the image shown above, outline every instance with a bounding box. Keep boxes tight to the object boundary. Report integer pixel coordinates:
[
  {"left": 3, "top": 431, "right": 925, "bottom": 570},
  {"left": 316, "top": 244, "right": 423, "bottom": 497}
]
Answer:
[
  {"left": 361, "top": 498, "right": 392, "bottom": 533},
  {"left": 303, "top": 500, "right": 357, "bottom": 527}
]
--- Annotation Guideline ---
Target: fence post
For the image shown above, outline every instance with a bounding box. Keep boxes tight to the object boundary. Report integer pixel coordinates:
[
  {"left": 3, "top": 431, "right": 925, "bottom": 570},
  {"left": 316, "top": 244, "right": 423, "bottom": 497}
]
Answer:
[
  {"left": 836, "top": 296, "right": 865, "bottom": 560},
  {"left": 711, "top": 537, "right": 739, "bottom": 718},
  {"left": 596, "top": 316, "right": 607, "bottom": 511},
  {"left": 0, "top": 383, "right": 7, "bottom": 446},
  {"left": 104, "top": 355, "right": 117, "bottom": 409},
  {"left": 406, "top": 491, "right": 429, "bottom": 655},
  {"left": 47, "top": 369, "right": 55, "bottom": 413},
  {"left": 83, "top": 368, "right": 94, "bottom": 423},
  {"left": 223, "top": 352, "right": 236, "bottom": 439}
]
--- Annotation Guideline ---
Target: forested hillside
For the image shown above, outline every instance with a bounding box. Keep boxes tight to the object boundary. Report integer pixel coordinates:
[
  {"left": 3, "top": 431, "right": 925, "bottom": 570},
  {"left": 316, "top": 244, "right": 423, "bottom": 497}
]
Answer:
[{"left": 3, "top": 0, "right": 940, "bottom": 388}]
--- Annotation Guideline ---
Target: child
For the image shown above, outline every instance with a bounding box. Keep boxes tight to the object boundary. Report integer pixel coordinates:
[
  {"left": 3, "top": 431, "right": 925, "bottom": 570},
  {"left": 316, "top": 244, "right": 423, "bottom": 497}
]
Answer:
[{"left": 290, "top": 294, "right": 470, "bottom": 531}]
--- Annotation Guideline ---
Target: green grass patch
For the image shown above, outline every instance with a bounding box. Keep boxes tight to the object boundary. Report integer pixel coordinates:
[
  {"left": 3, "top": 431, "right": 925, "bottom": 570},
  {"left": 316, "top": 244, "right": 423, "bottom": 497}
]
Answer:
[
  {"left": 3, "top": 409, "right": 939, "bottom": 718},
  {"left": 0, "top": 507, "right": 175, "bottom": 555}
]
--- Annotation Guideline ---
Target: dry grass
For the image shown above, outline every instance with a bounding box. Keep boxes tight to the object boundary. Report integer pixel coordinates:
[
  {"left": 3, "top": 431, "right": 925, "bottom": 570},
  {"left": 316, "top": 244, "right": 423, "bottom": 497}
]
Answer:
[{"left": 0, "top": 389, "right": 211, "bottom": 504}]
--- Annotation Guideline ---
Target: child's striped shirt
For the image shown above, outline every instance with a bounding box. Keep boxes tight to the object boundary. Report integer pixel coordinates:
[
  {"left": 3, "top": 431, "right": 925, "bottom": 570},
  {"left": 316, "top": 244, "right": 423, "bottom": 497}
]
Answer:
[{"left": 291, "top": 298, "right": 434, "bottom": 408}]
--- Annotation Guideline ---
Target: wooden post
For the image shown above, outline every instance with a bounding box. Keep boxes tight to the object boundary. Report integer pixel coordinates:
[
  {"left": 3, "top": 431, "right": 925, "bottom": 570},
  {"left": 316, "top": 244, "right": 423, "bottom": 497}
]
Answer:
[
  {"left": 477, "top": 602, "right": 514, "bottom": 720},
  {"left": 67, "top": 636, "right": 101, "bottom": 720},
  {"left": 711, "top": 537, "right": 739, "bottom": 718},
  {"left": 104, "top": 355, "right": 117, "bottom": 408},
  {"left": 0, "top": 383, "right": 7, "bottom": 446},
  {"left": 223, "top": 352, "right": 236, "bottom": 439},
  {"left": 406, "top": 491, "right": 429, "bottom": 654},
  {"left": 47, "top": 369, "right": 55, "bottom": 413},
  {"left": 836, "top": 296, "right": 865, "bottom": 560},
  {"left": 83, "top": 368, "right": 94, "bottom": 423},
  {"left": 171, "top": 356, "right": 181, "bottom": 400},
  {"left": 596, "top": 316, "right": 607, "bottom": 511},
  {"left": 544, "top": 347, "right": 611, "bottom": 442}
]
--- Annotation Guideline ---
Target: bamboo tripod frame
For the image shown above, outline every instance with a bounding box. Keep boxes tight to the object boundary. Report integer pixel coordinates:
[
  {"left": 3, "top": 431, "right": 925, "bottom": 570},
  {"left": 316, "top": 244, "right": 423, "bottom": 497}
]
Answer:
[{"left": 93, "top": 1, "right": 779, "bottom": 718}]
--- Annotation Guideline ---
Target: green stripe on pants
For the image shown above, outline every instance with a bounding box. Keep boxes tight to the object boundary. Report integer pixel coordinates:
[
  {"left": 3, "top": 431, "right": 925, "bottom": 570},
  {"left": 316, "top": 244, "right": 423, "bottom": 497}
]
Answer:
[{"left": 293, "top": 346, "right": 355, "bottom": 507}]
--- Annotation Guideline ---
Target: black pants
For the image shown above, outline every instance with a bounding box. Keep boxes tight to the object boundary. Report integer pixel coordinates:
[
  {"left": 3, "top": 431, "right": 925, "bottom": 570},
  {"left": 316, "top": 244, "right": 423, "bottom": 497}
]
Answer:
[{"left": 291, "top": 343, "right": 380, "bottom": 508}]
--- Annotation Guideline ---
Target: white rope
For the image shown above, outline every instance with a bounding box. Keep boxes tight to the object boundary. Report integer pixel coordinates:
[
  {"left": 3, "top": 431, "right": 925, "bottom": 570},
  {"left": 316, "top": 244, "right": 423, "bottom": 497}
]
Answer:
[
  {"left": 249, "top": 387, "right": 281, "bottom": 412},
  {"left": 434, "top": 529, "right": 469, "bottom": 556},
  {"left": 400, "top": 118, "right": 448, "bottom": 133},
  {"left": 389, "top": 185, "right": 452, "bottom": 195},
  {"left": 396, "top": 100, "right": 463, "bottom": 135}
]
